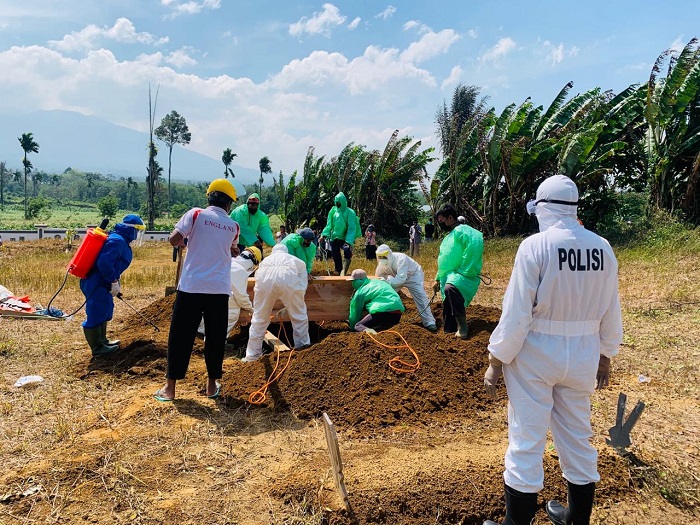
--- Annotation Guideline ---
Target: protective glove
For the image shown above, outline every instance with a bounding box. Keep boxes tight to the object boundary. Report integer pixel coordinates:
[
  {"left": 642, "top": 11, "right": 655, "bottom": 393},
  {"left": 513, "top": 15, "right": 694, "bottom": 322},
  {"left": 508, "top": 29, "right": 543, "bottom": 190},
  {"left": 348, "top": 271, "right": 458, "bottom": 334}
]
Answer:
[
  {"left": 110, "top": 281, "right": 121, "bottom": 297},
  {"left": 484, "top": 364, "right": 503, "bottom": 399},
  {"left": 364, "top": 328, "right": 378, "bottom": 335},
  {"left": 432, "top": 281, "right": 441, "bottom": 293},
  {"left": 596, "top": 355, "right": 611, "bottom": 389}
]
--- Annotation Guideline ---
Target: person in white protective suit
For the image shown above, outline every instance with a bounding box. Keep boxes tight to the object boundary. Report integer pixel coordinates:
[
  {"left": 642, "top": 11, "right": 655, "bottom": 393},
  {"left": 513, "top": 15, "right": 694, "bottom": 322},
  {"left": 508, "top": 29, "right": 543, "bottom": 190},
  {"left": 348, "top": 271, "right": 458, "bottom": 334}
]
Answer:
[
  {"left": 197, "top": 246, "right": 261, "bottom": 338},
  {"left": 374, "top": 244, "right": 437, "bottom": 332},
  {"left": 481, "top": 175, "right": 623, "bottom": 525},
  {"left": 242, "top": 244, "right": 310, "bottom": 362}
]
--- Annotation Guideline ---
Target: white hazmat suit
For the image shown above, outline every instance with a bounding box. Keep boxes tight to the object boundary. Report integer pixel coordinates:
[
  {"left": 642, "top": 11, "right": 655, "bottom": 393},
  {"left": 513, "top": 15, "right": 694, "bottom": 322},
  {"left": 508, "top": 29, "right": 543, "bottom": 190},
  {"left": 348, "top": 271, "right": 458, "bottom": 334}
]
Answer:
[
  {"left": 375, "top": 244, "right": 437, "bottom": 330},
  {"left": 198, "top": 254, "right": 254, "bottom": 338},
  {"left": 243, "top": 244, "right": 310, "bottom": 361},
  {"left": 488, "top": 175, "right": 623, "bottom": 497}
]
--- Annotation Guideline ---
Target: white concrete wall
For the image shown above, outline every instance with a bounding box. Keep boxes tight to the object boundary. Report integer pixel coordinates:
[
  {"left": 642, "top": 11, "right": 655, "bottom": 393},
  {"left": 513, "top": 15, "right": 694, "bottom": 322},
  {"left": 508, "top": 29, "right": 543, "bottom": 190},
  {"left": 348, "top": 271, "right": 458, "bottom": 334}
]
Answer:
[{"left": 0, "top": 227, "right": 170, "bottom": 242}]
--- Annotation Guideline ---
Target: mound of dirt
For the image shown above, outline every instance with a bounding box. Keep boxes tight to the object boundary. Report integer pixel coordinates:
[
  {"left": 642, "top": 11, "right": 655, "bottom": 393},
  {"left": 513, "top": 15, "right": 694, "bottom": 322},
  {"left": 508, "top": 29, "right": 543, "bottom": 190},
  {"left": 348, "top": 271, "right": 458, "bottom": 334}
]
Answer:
[{"left": 103, "top": 292, "right": 503, "bottom": 434}]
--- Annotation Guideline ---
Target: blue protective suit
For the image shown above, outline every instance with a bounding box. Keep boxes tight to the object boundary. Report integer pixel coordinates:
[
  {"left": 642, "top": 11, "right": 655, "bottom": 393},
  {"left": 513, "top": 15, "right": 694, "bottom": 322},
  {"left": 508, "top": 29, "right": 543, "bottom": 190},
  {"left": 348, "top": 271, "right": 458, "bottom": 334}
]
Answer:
[{"left": 79, "top": 223, "right": 136, "bottom": 328}]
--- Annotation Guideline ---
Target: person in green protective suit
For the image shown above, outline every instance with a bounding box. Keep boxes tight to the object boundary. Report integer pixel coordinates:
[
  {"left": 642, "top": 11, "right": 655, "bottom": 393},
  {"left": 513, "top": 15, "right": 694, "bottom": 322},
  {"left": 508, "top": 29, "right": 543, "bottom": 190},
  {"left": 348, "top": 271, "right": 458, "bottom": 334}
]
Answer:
[
  {"left": 319, "top": 192, "right": 359, "bottom": 276},
  {"left": 229, "top": 193, "right": 276, "bottom": 253},
  {"left": 432, "top": 204, "right": 483, "bottom": 339},
  {"left": 281, "top": 228, "right": 317, "bottom": 280},
  {"left": 347, "top": 269, "right": 405, "bottom": 333}
]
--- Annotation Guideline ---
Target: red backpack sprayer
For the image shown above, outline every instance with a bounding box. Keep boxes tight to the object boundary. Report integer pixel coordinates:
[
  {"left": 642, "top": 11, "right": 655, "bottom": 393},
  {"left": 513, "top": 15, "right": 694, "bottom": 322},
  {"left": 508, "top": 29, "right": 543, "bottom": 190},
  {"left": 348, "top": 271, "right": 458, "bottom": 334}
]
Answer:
[{"left": 44, "top": 219, "right": 159, "bottom": 331}]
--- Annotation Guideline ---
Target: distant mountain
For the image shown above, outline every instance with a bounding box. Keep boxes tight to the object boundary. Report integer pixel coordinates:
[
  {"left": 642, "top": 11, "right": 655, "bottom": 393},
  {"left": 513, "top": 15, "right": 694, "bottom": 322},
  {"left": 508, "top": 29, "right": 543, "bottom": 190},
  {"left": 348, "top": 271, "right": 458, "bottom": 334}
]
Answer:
[{"left": 0, "top": 110, "right": 259, "bottom": 194}]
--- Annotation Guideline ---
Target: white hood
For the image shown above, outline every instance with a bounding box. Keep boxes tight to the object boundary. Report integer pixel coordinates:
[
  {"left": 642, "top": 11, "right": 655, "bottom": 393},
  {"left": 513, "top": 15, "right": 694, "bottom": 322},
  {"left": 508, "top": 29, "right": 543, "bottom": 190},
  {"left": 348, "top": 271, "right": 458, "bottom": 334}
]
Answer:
[{"left": 534, "top": 175, "right": 579, "bottom": 232}]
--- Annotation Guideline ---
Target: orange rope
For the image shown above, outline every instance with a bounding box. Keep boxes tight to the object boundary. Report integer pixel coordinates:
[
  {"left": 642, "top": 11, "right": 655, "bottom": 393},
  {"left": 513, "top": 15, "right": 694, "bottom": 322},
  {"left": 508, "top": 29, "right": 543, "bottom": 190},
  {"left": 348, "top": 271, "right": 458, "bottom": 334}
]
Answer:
[
  {"left": 364, "top": 329, "right": 420, "bottom": 374},
  {"left": 248, "top": 317, "right": 295, "bottom": 405}
]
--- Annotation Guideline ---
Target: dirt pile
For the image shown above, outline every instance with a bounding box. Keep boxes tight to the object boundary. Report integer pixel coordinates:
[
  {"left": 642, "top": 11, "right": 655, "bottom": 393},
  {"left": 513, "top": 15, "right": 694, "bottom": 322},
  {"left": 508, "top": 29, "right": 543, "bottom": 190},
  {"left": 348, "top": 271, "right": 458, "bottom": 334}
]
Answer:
[{"left": 110, "top": 293, "right": 502, "bottom": 434}]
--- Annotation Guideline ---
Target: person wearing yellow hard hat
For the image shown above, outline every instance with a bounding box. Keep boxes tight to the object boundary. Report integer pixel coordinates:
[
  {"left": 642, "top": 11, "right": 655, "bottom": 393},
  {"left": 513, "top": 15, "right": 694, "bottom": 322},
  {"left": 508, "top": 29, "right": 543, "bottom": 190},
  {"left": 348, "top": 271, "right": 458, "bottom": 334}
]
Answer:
[{"left": 155, "top": 178, "right": 240, "bottom": 402}]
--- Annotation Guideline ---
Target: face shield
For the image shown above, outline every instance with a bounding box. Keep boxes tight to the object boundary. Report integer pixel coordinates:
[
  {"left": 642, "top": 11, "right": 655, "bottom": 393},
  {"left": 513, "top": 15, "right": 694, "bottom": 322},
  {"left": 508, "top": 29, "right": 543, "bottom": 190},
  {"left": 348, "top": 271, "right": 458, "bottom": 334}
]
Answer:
[{"left": 125, "top": 222, "right": 146, "bottom": 246}]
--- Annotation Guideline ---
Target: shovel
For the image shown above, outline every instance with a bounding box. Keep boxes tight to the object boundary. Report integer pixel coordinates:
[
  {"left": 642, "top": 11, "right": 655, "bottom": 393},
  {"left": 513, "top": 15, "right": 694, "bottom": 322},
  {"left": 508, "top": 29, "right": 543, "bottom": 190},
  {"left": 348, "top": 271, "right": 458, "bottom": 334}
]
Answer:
[
  {"left": 165, "top": 245, "right": 184, "bottom": 296},
  {"left": 606, "top": 392, "right": 645, "bottom": 455}
]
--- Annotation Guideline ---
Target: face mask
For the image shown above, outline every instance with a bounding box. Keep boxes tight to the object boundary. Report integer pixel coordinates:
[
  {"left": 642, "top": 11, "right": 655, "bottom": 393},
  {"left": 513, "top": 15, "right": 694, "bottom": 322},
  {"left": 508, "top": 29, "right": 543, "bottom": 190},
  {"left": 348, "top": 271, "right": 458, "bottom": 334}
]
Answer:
[
  {"left": 438, "top": 221, "right": 451, "bottom": 232},
  {"left": 526, "top": 199, "right": 537, "bottom": 216},
  {"left": 336, "top": 202, "right": 341, "bottom": 208}
]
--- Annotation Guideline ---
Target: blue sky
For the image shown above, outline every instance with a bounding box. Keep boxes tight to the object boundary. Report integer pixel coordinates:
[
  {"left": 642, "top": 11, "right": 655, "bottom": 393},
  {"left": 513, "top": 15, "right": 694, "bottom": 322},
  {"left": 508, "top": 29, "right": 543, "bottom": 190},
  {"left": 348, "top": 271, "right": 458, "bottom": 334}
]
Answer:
[{"left": 0, "top": 1, "right": 698, "bottom": 176}]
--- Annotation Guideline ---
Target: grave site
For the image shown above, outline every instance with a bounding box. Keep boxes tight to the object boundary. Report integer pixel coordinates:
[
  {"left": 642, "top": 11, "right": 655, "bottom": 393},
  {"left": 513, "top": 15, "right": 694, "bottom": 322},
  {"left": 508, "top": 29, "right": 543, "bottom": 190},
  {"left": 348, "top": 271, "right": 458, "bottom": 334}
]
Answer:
[{"left": 1, "top": 239, "right": 699, "bottom": 524}]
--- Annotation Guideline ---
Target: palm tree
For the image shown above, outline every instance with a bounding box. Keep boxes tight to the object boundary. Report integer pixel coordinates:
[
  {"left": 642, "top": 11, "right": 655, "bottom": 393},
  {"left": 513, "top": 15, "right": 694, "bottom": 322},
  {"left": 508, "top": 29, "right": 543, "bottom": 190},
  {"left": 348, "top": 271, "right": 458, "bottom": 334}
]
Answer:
[
  {"left": 18, "top": 132, "right": 39, "bottom": 219},
  {"left": 155, "top": 110, "right": 191, "bottom": 207},
  {"left": 222, "top": 148, "right": 236, "bottom": 178},
  {"left": 258, "top": 156, "right": 272, "bottom": 196}
]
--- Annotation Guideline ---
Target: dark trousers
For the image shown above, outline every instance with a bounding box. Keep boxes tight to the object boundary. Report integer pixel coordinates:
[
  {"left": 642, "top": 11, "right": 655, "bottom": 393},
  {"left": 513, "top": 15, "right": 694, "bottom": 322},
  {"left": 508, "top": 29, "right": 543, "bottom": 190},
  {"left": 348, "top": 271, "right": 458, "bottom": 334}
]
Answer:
[
  {"left": 331, "top": 239, "right": 352, "bottom": 273},
  {"left": 442, "top": 283, "right": 465, "bottom": 333},
  {"left": 354, "top": 311, "right": 402, "bottom": 332},
  {"left": 167, "top": 291, "right": 229, "bottom": 380},
  {"left": 365, "top": 244, "right": 377, "bottom": 260}
]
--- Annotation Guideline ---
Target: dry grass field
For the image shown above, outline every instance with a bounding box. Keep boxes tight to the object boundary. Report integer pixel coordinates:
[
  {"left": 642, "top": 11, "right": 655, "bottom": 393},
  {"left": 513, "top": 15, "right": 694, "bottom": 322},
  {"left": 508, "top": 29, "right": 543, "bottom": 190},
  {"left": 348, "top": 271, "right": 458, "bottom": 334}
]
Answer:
[{"left": 0, "top": 232, "right": 698, "bottom": 524}]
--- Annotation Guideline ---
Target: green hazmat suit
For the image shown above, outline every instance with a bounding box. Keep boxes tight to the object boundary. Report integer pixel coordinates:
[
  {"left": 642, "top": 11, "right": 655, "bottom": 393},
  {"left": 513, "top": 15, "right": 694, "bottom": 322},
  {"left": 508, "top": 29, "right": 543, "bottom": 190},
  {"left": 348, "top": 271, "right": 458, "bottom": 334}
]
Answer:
[
  {"left": 229, "top": 193, "right": 276, "bottom": 247},
  {"left": 321, "top": 192, "right": 359, "bottom": 244},
  {"left": 280, "top": 233, "right": 317, "bottom": 274},
  {"left": 349, "top": 278, "right": 405, "bottom": 330},
  {"left": 435, "top": 224, "right": 484, "bottom": 306}
]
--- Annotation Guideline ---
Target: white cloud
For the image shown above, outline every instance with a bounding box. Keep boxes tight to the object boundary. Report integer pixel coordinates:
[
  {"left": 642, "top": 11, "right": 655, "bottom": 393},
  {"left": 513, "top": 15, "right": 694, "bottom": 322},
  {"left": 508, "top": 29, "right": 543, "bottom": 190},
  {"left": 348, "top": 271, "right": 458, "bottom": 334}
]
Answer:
[
  {"left": 403, "top": 20, "right": 432, "bottom": 35},
  {"left": 271, "top": 45, "right": 436, "bottom": 95},
  {"left": 542, "top": 40, "right": 579, "bottom": 66},
  {"left": 400, "top": 29, "right": 460, "bottom": 64},
  {"left": 480, "top": 37, "right": 516, "bottom": 63},
  {"left": 467, "top": 29, "right": 478, "bottom": 39},
  {"left": 48, "top": 18, "right": 168, "bottom": 52},
  {"left": 0, "top": 35, "right": 438, "bottom": 174},
  {"left": 347, "top": 17, "right": 361, "bottom": 30},
  {"left": 441, "top": 65, "right": 462, "bottom": 90},
  {"left": 165, "top": 48, "right": 197, "bottom": 68},
  {"left": 289, "top": 3, "right": 346, "bottom": 38},
  {"left": 375, "top": 6, "right": 396, "bottom": 20},
  {"left": 161, "top": 0, "right": 221, "bottom": 18}
]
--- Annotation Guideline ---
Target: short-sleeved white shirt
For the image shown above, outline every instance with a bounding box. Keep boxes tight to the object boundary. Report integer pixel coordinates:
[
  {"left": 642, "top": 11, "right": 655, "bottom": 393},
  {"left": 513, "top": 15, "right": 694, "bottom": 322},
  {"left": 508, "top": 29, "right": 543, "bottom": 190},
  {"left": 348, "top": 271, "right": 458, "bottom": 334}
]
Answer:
[{"left": 174, "top": 206, "right": 240, "bottom": 294}]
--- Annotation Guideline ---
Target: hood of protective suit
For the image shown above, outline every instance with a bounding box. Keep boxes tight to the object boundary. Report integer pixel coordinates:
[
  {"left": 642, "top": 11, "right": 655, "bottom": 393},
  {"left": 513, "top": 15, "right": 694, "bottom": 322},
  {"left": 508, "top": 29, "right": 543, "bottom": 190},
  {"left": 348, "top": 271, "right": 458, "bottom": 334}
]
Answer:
[
  {"left": 534, "top": 175, "right": 579, "bottom": 232},
  {"left": 334, "top": 192, "right": 348, "bottom": 211},
  {"left": 351, "top": 277, "right": 368, "bottom": 291},
  {"left": 271, "top": 244, "right": 289, "bottom": 254},
  {"left": 114, "top": 222, "right": 138, "bottom": 243},
  {"left": 376, "top": 243, "right": 394, "bottom": 265}
]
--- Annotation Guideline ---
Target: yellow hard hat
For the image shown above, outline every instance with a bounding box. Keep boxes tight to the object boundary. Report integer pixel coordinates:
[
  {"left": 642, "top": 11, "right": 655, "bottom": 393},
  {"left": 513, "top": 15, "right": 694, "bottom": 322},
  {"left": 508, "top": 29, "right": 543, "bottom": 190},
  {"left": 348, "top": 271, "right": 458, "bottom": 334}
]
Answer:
[
  {"left": 244, "top": 245, "right": 262, "bottom": 265},
  {"left": 207, "top": 178, "right": 237, "bottom": 202}
]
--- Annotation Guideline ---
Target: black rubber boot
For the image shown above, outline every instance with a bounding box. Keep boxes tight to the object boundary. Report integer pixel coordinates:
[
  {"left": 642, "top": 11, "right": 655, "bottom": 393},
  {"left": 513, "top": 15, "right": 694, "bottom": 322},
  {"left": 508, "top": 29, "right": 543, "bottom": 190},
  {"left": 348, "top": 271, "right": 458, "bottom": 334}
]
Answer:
[
  {"left": 455, "top": 315, "right": 469, "bottom": 339},
  {"left": 483, "top": 484, "right": 537, "bottom": 525},
  {"left": 100, "top": 322, "right": 120, "bottom": 347},
  {"left": 340, "top": 258, "right": 351, "bottom": 276},
  {"left": 546, "top": 482, "right": 595, "bottom": 525},
  {"left": 84, "top": 327, "right": 118, "bottom": 356}
]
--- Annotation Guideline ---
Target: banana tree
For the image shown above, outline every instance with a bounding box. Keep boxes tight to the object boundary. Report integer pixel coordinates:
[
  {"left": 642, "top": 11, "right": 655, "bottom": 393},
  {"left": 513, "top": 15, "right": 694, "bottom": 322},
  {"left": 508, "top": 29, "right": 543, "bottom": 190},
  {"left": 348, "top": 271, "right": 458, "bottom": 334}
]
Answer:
[{"left": 644, "top": 38, "right": 700, "bottom": 221}]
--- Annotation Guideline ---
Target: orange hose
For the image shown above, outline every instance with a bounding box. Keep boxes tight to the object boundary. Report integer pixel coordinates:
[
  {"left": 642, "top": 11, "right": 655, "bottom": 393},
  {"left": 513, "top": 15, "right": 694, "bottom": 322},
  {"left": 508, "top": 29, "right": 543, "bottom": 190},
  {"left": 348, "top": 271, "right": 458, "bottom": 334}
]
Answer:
[
  {"left": 248, "top": 320, "right": 294, "bottom": 405},
  {"left": 365, "top": 329, "right": 420, "bottom": 374}
]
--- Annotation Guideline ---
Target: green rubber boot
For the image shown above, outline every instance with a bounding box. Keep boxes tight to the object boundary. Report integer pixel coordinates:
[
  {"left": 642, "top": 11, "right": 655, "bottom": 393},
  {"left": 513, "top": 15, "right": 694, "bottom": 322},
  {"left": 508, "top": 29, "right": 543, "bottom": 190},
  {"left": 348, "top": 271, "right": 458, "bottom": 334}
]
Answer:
[
  {"left": 100, "top": 322, "right": 120, "bottom": 347},
  {"left": 84, "top": 327, "right": 118, "bottom": 356},
  {"left": 455, "top": 315, "right": 469, "bottom": 340}
]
